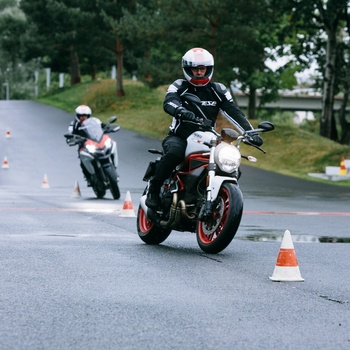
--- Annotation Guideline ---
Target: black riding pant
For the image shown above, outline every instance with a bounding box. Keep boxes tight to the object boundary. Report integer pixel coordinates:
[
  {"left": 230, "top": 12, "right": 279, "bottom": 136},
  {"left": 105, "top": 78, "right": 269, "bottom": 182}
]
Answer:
[{"left": 150, "top": 134, "right": 187, "bottom": 189}]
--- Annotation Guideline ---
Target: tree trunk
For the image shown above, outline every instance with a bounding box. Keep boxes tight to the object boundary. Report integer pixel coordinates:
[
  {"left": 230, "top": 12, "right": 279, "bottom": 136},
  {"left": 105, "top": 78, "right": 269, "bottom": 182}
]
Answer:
[
  {"left": 69, "top": 46, "right": 81, "bottom": 85},
  {"left": 339, "top": 0, "right": 350, "bottom": 145},
  {"left": 339, "top": 58, "right": 350, "bottom": 144},
  {"left": 320, "top": 30, "right": 337, "bottom": 140},
  {"left": 116, "top": 37, "right": 125, "bottom": 97}
]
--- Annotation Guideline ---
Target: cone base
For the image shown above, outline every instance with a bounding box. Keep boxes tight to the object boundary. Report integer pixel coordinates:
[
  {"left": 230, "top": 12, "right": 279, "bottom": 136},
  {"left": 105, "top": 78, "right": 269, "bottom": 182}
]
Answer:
[
  {"left": 120, "top": 210, "right": 136, "bottom": 217},
  {"left": 269, "top": 266, "right": 304, "bottom": 282}
]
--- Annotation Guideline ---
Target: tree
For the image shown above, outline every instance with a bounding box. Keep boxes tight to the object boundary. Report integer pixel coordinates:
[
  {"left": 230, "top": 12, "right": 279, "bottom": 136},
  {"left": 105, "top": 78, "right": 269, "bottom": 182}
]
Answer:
[
  {"left": 20, "top": 0, "right": 82, "bottom": 84},
  {"left": 20, "top": 0, "right": 114, "bottom": 85},
  {"left": 336, "top": 3, "right": 350, "bottom": 144},
  {"left": 96, "top": 0, "right": 138, "bottom": 97},
  {"left": 0, "top": 0, "right": 31, "bottom": 99},
  {"left": 119, "top": 0, "right": 292, "bottom": 119},
  {"left": 274, "top": 0, "right": 350, "bottom": 142}
]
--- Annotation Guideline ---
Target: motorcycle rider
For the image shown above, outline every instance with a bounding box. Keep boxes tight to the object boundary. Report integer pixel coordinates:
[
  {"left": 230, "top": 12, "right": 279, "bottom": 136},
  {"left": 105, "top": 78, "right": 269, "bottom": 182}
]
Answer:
[
  {"left": 69, "top": 104, "right": 93, "bottom": 135},
  {"left": 68, "top": 105, "right": 105, "bottom": 185},
  {"left": 145, "top": 47, "right": 263, "bottom": 210}
]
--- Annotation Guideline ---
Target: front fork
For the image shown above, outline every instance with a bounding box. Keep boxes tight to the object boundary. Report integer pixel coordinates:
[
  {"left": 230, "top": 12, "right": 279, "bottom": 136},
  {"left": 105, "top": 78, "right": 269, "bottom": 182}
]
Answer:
[
  {"left": 199, "top": 145, "right": 238, "bottom": 221},
  {"left": 199, "top": 146, "right": 216, "bottom": 220}
]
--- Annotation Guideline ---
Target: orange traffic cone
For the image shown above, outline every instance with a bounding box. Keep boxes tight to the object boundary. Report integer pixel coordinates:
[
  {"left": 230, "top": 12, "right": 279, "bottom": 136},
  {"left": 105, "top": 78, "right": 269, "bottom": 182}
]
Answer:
[
  {"left": 120, "top": 191, "right": 136, "bottom": 217},
  {"left": 5, "top": 129, "right": 11, "bottom": 138},
  {"left": 41, "top": 173, "right": 50, "bottom": 188},
  {"left": 2, "top": 156, "right": 9, "bottom": 169},
  {"left": 338, "top": 157, "right": 348, "bottom": 175},
  {"left": 269, "top": 230, "right": 304, "bottom": 282},
  {"left": 71, "top": 180, "right": 81, "bottom": 198}
]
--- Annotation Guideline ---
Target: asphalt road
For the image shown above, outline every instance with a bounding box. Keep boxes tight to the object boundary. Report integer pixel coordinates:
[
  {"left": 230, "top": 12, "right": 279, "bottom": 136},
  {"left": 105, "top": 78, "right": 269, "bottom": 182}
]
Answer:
[{"left": 0, "top": 101, "right": 349, "bottom": 350}]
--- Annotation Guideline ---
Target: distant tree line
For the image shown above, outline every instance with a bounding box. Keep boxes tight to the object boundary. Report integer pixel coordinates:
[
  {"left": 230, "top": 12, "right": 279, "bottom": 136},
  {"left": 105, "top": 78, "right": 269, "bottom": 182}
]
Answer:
[{"left": 0, "top": 0, "right": 349, "bottom": 144}]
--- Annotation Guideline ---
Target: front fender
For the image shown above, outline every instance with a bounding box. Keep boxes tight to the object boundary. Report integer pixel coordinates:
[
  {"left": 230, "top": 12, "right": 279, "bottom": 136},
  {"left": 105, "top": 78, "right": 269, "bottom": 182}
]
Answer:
[
  {"left": 210, "top": 176, "right": 238, "bottom": 201},
  {"left": 80, "top": 151, "right": 95, "bottom": 174}
]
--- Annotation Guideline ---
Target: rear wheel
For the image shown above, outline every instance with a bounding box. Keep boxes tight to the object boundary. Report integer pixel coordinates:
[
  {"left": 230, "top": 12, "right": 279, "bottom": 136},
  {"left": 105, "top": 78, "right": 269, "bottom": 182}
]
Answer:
[
  {"left": 105, "top": 166, "right": 120, "bottom": 200},
  {"left": 137, "top": 189, "right": 172, "bottom": 244},
  {"left": 196, "top": 182, "right": 243, "bottom": 254}
]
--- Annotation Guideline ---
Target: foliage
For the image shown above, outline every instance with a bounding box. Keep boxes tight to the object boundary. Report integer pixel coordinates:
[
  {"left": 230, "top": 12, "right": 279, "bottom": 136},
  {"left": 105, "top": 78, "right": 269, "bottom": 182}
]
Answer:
[
  {"left": 272, "top": 0, "right": 350, "bottom": 142},
  {"left": 1, "top": 0, "right": 350, "bottom": 147}
]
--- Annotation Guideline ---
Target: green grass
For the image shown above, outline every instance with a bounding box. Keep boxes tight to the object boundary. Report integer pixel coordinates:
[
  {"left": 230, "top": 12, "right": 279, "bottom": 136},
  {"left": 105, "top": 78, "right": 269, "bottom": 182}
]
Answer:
[{"left": 38, "top": 79, "right": 350, "bottom": 187}]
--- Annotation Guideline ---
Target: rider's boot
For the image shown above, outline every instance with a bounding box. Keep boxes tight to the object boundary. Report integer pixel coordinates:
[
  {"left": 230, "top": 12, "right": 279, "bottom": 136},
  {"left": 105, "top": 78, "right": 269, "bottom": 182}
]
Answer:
[{"left": 145, "top": 181, "right": 161, "bottom": 210}]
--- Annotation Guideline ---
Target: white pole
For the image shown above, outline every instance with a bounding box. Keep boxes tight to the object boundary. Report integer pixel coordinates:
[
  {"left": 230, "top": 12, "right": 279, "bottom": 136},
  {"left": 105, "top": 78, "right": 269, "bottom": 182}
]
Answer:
[
  {"left": 34, "top": 71, "right": 39, "bottom": 97},
  {"left": 59, "top": 73, "right": 64, "bottom": 88},
  {"left": 2, "top": 83, "right": 9, "bottom": 100},
  {"left": 45, "top": 68, "right": 51, "bottom": 91},
  {"left": 111, "top": 65, "right": 116, "bottom": 79}
]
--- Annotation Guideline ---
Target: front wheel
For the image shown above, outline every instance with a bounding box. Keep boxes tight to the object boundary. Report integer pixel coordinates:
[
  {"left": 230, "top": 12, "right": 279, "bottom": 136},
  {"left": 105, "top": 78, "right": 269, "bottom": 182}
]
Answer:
[
  {"left": 196, "top": 182, "right": 243, "bottom": 254},
  {"left": 137, "top": 191, "right": 172, "bottom": 245},
  {"left": 105, "top": 165, "right": 120, "bottom": 200},
  {"left": 91, "top": 175, "right": 106, "bottom": 199}
]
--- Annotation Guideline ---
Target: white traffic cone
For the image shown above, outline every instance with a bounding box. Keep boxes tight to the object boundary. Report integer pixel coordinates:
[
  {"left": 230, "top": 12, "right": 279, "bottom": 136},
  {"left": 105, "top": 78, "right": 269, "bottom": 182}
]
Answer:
[
  {"left": 71, "top": 180, "right": 81, "bottom": 198},
  {"left": 269, "top": 230, "right": 304, "bottom": 282},
  {"left": 5, "top": 129, "right": 11, "bottom": 138},
  {"left": 120, "top": 191, "right": 136, "bottom": 217},
  {"left": 41, "top": 173, "right": 50, "bottom": 188},
  {"left": 2, "top": 156, "right": 9, "bottom": 169}
]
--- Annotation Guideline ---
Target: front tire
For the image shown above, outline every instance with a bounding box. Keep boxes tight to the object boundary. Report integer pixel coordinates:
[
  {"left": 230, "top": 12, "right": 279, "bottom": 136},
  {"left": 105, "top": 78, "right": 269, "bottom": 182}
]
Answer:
[
  {"left": 137, "top": 192, "right": 172, "bottom": 245},
  {"left": 196, "top": 182, "right": 243, "bottom": 254},
  {"left": 91, "top": 175, "right": 106, "bottom": 199},
  {"left": 105, "top": 165, "right": 120, "bottom": 200}
]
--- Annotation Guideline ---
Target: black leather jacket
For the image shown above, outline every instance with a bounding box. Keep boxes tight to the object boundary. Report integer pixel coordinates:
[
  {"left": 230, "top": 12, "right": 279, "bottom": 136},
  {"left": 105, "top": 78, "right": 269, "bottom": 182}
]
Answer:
[{"left": 163, "top": 79, "right": 253, "bottom": 139}]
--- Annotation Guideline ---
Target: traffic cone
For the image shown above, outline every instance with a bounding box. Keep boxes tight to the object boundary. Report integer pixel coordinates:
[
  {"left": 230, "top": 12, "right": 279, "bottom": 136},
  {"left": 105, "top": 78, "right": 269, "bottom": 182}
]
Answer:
[
  {"left": 41, "top": 173, "right": 50, "bottom": 188},
  {"left": 120, "top": 191, "right": 136, "bottom": 217},
  {"left": 71, "top": 180, "right": 81, "bottom": 198},
  {"left": 5, "top": 129, "right": 11, "bottom": 138},
  {"left": 2, "top": 156, "right": 9, "bottom": 169},
  {"left": 338, "top": 157, "right": 348, "bottom": 175},
  {"left": 269, "top": 230, "right": 304, "bottom": 282}
]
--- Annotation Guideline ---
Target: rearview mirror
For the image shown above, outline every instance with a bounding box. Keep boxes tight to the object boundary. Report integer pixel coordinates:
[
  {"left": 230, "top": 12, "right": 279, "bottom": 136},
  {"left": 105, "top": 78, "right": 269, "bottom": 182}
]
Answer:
[
  {"left": 109, "top": 116, "right": 117, "bottom": 123},
  {"left": 258, "top": 121, "right": 274, "bottom": 132}
]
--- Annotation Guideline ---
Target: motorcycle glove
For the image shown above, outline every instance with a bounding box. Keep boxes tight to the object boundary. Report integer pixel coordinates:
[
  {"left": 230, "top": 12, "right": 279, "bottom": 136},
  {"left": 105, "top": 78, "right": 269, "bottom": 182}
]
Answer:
[
  {"left": 248, "top": 132, "right": 264, "bottom": 147},
  {"left": 175, "top": 107, "right": 201, "bottom": 123}
]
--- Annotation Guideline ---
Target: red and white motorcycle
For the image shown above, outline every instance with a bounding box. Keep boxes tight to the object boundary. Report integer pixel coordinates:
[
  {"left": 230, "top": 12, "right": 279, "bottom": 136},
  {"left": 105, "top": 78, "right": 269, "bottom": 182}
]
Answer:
[
  {"left": 137, "top": 93, "right": 274, "bottom": 254},
  {"left": 64, "top": 116, "right": 121, "bottom": 199}
]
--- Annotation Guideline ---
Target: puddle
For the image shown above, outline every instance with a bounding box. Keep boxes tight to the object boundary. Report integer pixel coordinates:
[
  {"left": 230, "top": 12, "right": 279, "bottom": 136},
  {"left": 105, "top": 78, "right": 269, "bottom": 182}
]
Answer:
[
  {"left": 238, "top": 234, "right": 350, "bottom": 243},
  {"left": 46, "top": 234, "right": 76, "bottom": 237}
]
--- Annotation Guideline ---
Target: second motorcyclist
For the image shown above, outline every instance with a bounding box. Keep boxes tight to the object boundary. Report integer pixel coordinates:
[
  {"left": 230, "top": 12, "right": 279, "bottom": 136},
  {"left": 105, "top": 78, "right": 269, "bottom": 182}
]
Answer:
[
  {"left": 145, "top": 47, "right": 264, "bottom": 210},
  {"left": 68, "top": 105, "right": 105, "bottom": 186}
]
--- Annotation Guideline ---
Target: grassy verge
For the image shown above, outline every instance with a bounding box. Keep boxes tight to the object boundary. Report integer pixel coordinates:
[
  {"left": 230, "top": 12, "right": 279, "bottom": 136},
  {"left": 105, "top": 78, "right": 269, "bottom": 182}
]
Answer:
[{"left": 38, "top": 79, "right": 350, "bottom": 187}]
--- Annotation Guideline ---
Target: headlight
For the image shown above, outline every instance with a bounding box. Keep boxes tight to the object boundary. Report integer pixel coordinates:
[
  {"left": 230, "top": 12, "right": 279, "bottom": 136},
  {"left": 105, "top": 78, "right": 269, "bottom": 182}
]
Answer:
[
  {"left": 86, "top": 144, "right": 97, "bottom": 153},
  {"left": 214, "top": 143, "right": 241, "bottom": 173}
]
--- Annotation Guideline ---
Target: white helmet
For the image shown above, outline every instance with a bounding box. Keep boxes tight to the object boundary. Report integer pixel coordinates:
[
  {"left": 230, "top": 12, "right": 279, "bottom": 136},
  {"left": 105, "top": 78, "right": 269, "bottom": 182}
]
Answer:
[
  {"left": 75, "top": 105, "right": 92, "bottom": 122},
  {"left": 182, "top": 48, "right": 214, "bottom": 86}
]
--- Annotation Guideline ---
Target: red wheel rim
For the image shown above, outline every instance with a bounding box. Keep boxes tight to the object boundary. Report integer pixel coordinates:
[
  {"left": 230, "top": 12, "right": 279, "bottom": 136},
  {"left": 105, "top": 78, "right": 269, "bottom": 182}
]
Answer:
[
  {"left": 138, "top": 207, "right": 154, "bottom": 233},
  {"left": 197, "top": 187, "right": 230, "bottom": 244}
]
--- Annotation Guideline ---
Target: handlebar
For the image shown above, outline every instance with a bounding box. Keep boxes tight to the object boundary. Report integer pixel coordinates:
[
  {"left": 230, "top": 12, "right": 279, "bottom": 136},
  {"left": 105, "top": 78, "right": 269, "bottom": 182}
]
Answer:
[{"left": 182, "top": 93, "right": 274, "bottom": 152}]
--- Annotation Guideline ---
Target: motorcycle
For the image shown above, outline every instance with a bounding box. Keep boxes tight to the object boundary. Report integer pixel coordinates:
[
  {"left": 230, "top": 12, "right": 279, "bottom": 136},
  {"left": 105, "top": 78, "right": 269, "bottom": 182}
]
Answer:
[
  {"left": 137, "top": 93, "right": 274, "bottom": 254},
  {"left": 64, "top": 116, "right": 121, "bottom": 200}
]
